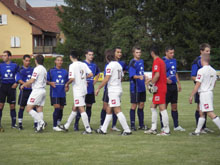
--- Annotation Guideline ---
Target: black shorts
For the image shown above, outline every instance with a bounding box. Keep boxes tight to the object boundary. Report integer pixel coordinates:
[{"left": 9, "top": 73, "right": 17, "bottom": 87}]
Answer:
[
  {"left": 130, "top": 91, "right": 146, "bottom": 103},
  {"left": 85, "top": 93, "right": 95, "bottom": 104},
  {"left": 194, "top": 92, "right": 200, "bottom": 104},
  {"left": 102, "top": 89, "right": 109, "bottom": 103},
  {"left": 50, "top": 97, "right": 66, "bottom": 106},
  {"left": 18, "top": 89, "right": 32, "bottom": 106},
  {"left": 0, "top": 84, "right": 16, "bottom": 104},
  {"left": 166, "top": 84, "right": 178, "bottom": 104}
]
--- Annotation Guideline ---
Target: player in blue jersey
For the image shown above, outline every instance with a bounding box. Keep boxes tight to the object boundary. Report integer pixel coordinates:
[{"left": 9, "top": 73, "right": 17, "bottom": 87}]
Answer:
[
  {"left": 16, "top": 55, "right": 34, "bottom": 130},
  {"left": 161, "top": 46, "right": 185, "bottom": 131},
  {"left": 47, "top": 56, "right": 68, "bottom": 131},
  {"left": 0, "top": 50, "right": 19, "bottom": 131},
  {"left": 129, "top": 46, "right": 147, "bottom": 131},
  {"left": 191, "top": 43, "right": 213, "bottom": 133},
  {"left": 74, "top": 50, "right": 100, "bottom": 131}
]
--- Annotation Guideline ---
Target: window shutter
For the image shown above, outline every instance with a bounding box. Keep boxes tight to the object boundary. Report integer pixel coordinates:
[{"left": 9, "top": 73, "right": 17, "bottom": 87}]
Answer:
[
  {"left": 16, "top": 37, "right": 20, "bottom": 47},
  {"left": 11, "top": 36, "right": 15, "bottom": 47},
  {"left": 2, "top": 14, "right": 7, "bottom": 25}
]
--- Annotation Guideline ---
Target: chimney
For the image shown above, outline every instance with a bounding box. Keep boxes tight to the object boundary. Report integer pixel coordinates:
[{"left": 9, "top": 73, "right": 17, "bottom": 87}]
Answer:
[{"left": 19, "top": 0, "right": 27, "bottom": 11}]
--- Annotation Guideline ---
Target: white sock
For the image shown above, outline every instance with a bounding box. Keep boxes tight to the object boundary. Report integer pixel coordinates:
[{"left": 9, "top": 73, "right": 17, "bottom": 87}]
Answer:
[
  {"left": 212, "top": 116, "right": 220, "bottom": 130},
  {"left": 65, "top": 111, "right": 77, "bottom": 129},
  {"left": 38, "top": 112, "right": 43, "bottom": 120},
  {"left": 151, "top": 108, "right": 157, "bottom": 130},
  {"left": 117, "top": 112, "right": 131, "bottom": 133},
  {"left": 161, "top": 110, "right": 170, "bottom": 133},
  {"left": 18, "top": 118, "right": 22, "bottom": 123},
  {"left": 29, "top": 110, "right": 42, "bottom": 123},
  {"left": 57, "top": 120, "right": 61, "bottom": 125},
  {"left": 195, "top": 117, "right": 205, "bottom": 133},
  {"left": 81, "top": 112, "right": 91, "bottom": 132},
  {"left": 101, "top": 114, "right": 112, "bottom": 133}
]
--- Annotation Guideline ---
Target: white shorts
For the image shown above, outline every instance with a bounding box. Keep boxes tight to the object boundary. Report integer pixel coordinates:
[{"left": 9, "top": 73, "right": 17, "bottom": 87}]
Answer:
[
  {"left": 74, "top": 95, "right": 85, "bottom": 107},
  {"left": 27, "top": 89, "right": 46, "bottom": 106},
  {"left": 108, "top": 92, "right": 122, "bottom": 107},
  {"left": 199, "top": 92, "right": 213, "bottom": 112}
]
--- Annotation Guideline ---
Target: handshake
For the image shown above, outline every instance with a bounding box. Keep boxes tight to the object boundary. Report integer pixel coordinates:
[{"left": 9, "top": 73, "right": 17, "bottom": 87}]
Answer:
[{"left": 148, "top": 82, "right": 158, "bottom": 94}]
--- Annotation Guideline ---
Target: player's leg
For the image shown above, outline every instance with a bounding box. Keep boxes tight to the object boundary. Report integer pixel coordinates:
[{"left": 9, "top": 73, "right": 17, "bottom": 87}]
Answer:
[
  {"left": 52, "top": 102, "right": 63, "bottom": 131},
  {"left": 99, "top": 105, "right": 112, "bottom": 134},
  {"left": 137, "top": 92, "right": 146, "bottom": 130},
  {"left": 207, "top": 112, "right": 220, "bottom": 130},
  {"left": 158, "top": 104, "right": 170, "bottom": 135},
  {"left": 8, "top": 87, "right": 17, "bottom": 128},
  {"left": 144, "top": 103, "right": 158, "bottom": 134},
  {"left": 194, "top": 92, "right": 200, "bottom": 126},
  {"left": 0, "top": 84, "right": 7, "bottom": 130},
  {"left": 79, "top": 105, "right": 92, "bottom": 134},
  {"left": 0, "top": 103, "right": 5, "bottom": 130},
  {"left": 100, "top": 102, "right": 107, "bottom": 127},
  {"left": 63, "top": 105, "right": 77, "bottom": 130},
  {"left": 18, "top": 106, "right": 25, "bottom": 129},
  {"left": 130, "top": 92, "right": 138, "bottom": 130},
  {"left": 58, "top": 105, "right": 64, "bottom": 125}
]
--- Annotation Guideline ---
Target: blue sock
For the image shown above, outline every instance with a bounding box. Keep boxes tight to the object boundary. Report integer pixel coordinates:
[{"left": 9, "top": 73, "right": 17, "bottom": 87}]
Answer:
[
  {"left": 86, "top": 106, "right": 92, "bottom": 123},
  {"left": 202, "top": 113, "right": 207, "bottom": 129},
  {"left": 10, "top": 109, "right": 16, "bottom": 126},
  {"left": 130, "top": 109, "right": 135, "bottom": 128},
  {"left": 137, "top": 108, "right": 144, "bottom": 127},
  {"left": 195, "top": 110, "right": 200, "bottom": 126},
  {"left": 112, "top": 112, "right": 117, "bottom": 128},
  {"left": 160, "top": 113, "right": 163, "bottom": 128},
  {"left": 100, "top": 109, "right": 106, "bottom": 126},
  {"left": 53, "top": 108, "right": 60, "bottom": 127},
  {"left": 34, "top": 122, "right": 38, "bottom": 128},
  {"left": 171, "top": 110, "right": 179, "bottom": 128},
  {"left": 18, "top": 108, "right": 24, "bottom": 126},
  {"left": 58, "top": 109, "right": 63, "bottom": 123},
  {"left": 0, "top": 109, "right": 2, "bottom": 126},
  {"left": 74, "top": 111, "right": 81, "bottom": 128}
]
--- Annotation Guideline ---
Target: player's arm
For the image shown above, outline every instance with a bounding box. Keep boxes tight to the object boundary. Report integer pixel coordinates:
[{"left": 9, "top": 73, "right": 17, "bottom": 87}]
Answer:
[
  {"left": 151, "top": 72, "right": 159, "bottom": 84},
  {"left": 189, "top": 81, "right": 201, "bottom": 104},
  {"left": 95, "top": 75, "right": 110, "bottom": 96},
  {"left": 21, "top": 78, "right": 35, "bottom": 90},
  {"left": 87, "top": 72, "right": 93, "bottom": 78},
  {"left": 191, "top": 63, "right": 198, "bottom": 81},
  {"left": 176, "top": 73, "right": 182, "bottom": 92},
  {"left": 47, "top": 81, "right": 56, "bottom": 88},
  {"left": 93, "top": 73, "right": 100, "bottom": 85},
  {"left": 133, "top": 75, "right": 144, "bottom": 80}
]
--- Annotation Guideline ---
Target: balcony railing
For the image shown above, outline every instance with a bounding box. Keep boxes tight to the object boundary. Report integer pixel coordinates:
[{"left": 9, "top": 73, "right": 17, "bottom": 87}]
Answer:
[{"left": 33, "top": 46, "right": 56, "bottom": 54}]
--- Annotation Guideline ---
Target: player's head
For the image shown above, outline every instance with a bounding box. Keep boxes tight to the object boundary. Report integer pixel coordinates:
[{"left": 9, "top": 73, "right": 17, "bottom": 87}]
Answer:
[
  {"left": 55, "top": 56, "right": 63, "bottom": 68},
  {"left": 35, "top": 54, "right": 44, "bottom": 65},
  {"left": 114, "top": 47, "right": 122, "bottom": 60},
  {"left": 149, "top": 44, "right": 159, "bottom": 58},
  {"left": 165, "top": 46, "right": 174, "bottom": 59},
  {"left": 200, "top": 43, "right": 211, "bottom": 55},
  {"left": 23, "top": 54, "right": 31, "bottom": 67},
  {"left": 69, "top": 50, "right": 79, "bottom": 61},
  {"left": 105, "top": 49, "right": 115, "bottom": 63},
  {"left": 2, "top": 50, "right": 12, "bottom": 62},
  {"left": 201, "top": 53, "right": 210, "bottom": 65},
  {"left": 132, "top": 46, "right": 141, "bottom": 59},
  {"left": 85, "top": 49, "right": 94, "bottom": 62}
]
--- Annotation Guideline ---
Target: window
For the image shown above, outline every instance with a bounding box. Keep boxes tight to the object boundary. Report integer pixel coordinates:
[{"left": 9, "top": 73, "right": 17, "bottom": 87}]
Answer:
[
  {"left": 11, "top": 36, "right": 21, "bottom": 48},
  {"left": 0, "top": 14, "right": 7, "bottom": 25}
]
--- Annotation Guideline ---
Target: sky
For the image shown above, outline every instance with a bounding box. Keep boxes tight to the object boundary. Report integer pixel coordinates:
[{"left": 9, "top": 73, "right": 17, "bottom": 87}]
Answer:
[{"left": 26, "top": 0, "right": 66, "bottom": 7}]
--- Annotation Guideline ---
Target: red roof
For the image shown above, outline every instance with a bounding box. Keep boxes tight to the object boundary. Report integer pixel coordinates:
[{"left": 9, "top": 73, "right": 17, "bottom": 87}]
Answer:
[{"left": 0, "top": 0, "right": 61, "bottom": 34}]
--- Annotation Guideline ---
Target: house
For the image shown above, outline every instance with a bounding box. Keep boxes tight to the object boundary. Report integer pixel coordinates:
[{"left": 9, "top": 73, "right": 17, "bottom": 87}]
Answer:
[{"left": 0, "top": 0, "right": 64, "bottom": 58}]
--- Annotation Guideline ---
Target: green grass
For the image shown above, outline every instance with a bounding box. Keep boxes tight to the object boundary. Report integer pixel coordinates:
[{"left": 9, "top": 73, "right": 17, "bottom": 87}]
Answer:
[{"left": 0, "top": 81, "right": 220, "bottom": 165}]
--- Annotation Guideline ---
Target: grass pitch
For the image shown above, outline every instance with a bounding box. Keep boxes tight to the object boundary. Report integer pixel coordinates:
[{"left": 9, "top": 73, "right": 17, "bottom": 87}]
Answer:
[{"left": 0, "top": 81, "right": 220, "bottom": 165}]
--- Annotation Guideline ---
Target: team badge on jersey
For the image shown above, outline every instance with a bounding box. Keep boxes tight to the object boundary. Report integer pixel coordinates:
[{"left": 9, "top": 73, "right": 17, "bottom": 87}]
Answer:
[
  {"left": 154, "top": 65, "right": 158, "bottom": 71},
  {"left": 30, "top": 98, "right": 35, "bottom": 103},
  {"left": 107, "top": 69, "right": 111, "bottom": 73},
  {"left": 111, "top": 99, "right": 116, "bottom": 104},
  {"left": 33, "top": 72, "right": 37, "bottom": 78},
  {"left": 75, "top": 99, "right": 79, "bottom": 104},
  {"left": 197, "top": 74, "right": 201, "bottom": 79},
  {"left": 155, "top": 96, "right": 160, "bottom": 101},
  {"left": 204, "top": 104, "right": 209, "bottom": 109}
]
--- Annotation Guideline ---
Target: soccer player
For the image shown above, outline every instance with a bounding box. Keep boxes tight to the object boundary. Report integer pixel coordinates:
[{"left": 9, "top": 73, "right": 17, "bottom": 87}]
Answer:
[
  {"left": 20, "top": 54, "right": 47, "bottom": 132},
  {"left": 95, "top": 49, "right": 131, "bottom": 135},
  {"left": 161, "top": 46, "right": 185, "bottom": 131},
  {"left": 144, "top": 45, "right": 170, "bottom": 136},
  {"left": 129, "top": 46, "right": 146, "bottom": 131},
  {"left": 47, "top": 56, "right": 68, "bottom": 131},
  {"left": 0, "top": 50, "right": 19, "bottom": 131},
  {"left": 16, "top": 54, "right": 34, "bottom": 130},
  {"left": 59, "top": 50, "right": 93, "bottom": 134},
  {"left": 74, "top": 50, "right": 100, "bottom": 131},
  {"left": 191, "top": 43, "right": 213, "bottom": 133},
  {"left": 189, "top": 53, "right": 220, "bottom": 135}
]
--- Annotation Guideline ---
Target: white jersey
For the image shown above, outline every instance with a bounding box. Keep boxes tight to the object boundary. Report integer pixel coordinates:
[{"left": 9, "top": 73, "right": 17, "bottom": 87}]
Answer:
[
  {"left": 31, "top": 65, "right": 47, "bottom": 90},
  {"left": 196, "top": 65, "right": 216, "bottom": 93},
  {"left": 106, "top": 61, "right": 124, "bottom": 93},
  {"left": 69, "top": 61, "right": 92, "bottom": 96}
]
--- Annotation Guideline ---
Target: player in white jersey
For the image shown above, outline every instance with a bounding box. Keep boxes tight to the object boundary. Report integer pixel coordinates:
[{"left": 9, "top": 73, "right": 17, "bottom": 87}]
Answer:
[
  {"left": 20, "top": 55, "right": 47, "bottom": 132},
  {"left": 59, "top": 50, "right": 93, "bottom": 134},
  {"left": 189, "top": 53, "right": 220, "bottom": 136},
  {"left": 95, "top": 49, "right": 131, "bottom": 135}
]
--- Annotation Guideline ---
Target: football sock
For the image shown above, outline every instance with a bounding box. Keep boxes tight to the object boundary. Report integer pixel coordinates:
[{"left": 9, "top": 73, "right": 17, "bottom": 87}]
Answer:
[
  {"left": 137, "top": 108, "right": 144, "bottom": 127},
  {"left": 34, "top": 121, "right": 38, "bottom": 128},
  {"left": 171, "top": 110, "right": 179, "bottom": 128},
  {"left": 117, "top": 112, "right": 131, "bottom": 132},
  {"left": 130, "top": 109, "right": 135, "bottom": 128},
  {"left": 202, "top": 113, "right": 207, "bottom": 129},
  {"left": 195, "top": 117, "right": 205, "bottom": 133},
  {"left": 151, "top": 108, "right": 157, "bottom": 130},
  {"left": 195, "top": 110, "right": 200, "bottom": 126},
  {"left": 38, "top": 112, "right": 43, "bottom": 120},
  {"left": 86, "top": 106, "right": 92, "bottom": 123},
  {"left": 18, "top": 108, "right": 24, "bottom": 126},
  {"left": 29, "top": 110, "right": 42, "bottom": 123},
  {"left": 112, "top": 112, "right": 117, "bottom": 127},
  {"left": 161, "top": 110, "right": 170, "bottom": 133},
  {"left": 53, "top": 108, "right": 60, "bottom": 127},
  {"left": 100, "top": 109, "right": 106, "bottom": 126},
  {"left": 212, "top": 116, "right": 220, "bottom": 129},
  {"left": 81, "top": 112, "right": 91, "bottom": 132},
  {"left": 159, "top": 112, "right": 164, "bottom": 129},
  {"left": 10, "top": 109, "right": 16, "bottom": 126},
  {"left": 65, "top": 111, "right": 77, "bottom": 129},
  {"left": 57, "top": 109, "right": 63, "bottom": 125},
  {"left": 101, "top": 114, "right": 112, "bottom": 133},
  {"left": 74, "top": 111, "right": 81, "bottom": 128},
  {"left": 0, "top": 109, "right": 2, "bottom": 127}
]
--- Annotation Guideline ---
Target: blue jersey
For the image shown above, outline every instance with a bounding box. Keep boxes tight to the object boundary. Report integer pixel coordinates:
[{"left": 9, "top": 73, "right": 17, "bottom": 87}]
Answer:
[
  {"left": 129, "top": 59, "right": 146, "bottom": 93},
  {"left": 47, "top": 67, "right": 68, "bottom": 98},
  {"left": 163, "top": 57, "right": 177, "bottom": 84},
  {"left": 84, "top": 60, "right": 100, "bottom": 94},
  {"left": 16, "top": 66, "right": 34, "bottom": 90},
  {"left": 191, "top": 56, "right": 202, "bottom": 77},
  {"left": 0, "top": 61, "right": 19, "bottom": 84}
]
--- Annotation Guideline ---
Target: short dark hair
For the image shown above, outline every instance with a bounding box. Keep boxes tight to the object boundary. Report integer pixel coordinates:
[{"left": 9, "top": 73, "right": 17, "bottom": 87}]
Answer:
[
  {"left": 132, "top": 46, "right": 141, "bottom": 53},
  {"left": 105, "top": 49, "right": 115, "bottom": 63},
  {"left": 23, "top": 54, "right": 31, "bottom": 60},
  {"left": 35, "top": 54, "right": 44, "bottom": 65},
  {"left": 114, "top": 47, "right": 121, "bottom": 52},
  {"left": 200, "top": 43, "right": 211, "bottom": 51},
  {"left": 3, "top": 50, "right": 12, "bottom": 56},
  {"left": 70, "top": 50, "right": 79, "bottom": 59},
  {"left": 165, "top": 45, "right": 174, "bottom": 52},
  {"left": 149, "top": 44, "right": 160, "bottom": 56},
  {"left": 85, "top": 49, "right": 94, "bottom": 55}
]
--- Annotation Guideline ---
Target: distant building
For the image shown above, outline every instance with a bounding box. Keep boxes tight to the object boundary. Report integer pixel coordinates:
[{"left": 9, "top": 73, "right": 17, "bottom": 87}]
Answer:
[{"left": 0, "top": 0, "right": 64, "bottom": 58}]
